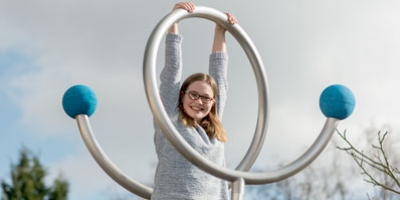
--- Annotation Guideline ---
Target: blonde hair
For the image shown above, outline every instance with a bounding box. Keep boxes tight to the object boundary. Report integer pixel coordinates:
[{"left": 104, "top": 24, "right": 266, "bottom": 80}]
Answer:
[{"left": 178, "top": 73, "right": 227, "bottom": 142}]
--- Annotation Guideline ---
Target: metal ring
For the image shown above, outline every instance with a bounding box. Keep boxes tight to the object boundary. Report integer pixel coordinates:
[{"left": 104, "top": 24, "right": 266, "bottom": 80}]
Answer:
[
  {"left": 144, "top": 6, "right": 340, "bottom": 184},
  {"left": 144, "top": 6, "right": 270, "bottom": 181}
]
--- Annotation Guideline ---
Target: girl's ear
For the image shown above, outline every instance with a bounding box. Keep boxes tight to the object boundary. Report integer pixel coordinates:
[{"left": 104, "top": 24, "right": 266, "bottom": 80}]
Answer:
[{"left": 211, "top": 99, "right": 216, "bottom": 106}]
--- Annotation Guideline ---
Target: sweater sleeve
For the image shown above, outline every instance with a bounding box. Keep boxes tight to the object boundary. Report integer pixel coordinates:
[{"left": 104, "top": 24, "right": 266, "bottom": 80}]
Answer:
[
  {"left": 209, "top": 52, "right": 228, "bottom": 119},
  {"left": 159, "top": 33, "right": 183, "bottom": 117}
]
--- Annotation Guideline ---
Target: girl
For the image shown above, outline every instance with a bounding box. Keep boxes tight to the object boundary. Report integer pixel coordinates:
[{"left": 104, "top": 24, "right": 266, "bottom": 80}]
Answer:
[{"left": 152, "top": 2, "right": 236, "bottom": 199}]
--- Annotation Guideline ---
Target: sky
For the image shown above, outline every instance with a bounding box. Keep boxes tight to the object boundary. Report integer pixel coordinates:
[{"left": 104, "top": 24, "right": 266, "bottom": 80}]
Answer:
[{"left": 1, "top": 0, "right": 400, "bottom": 199}]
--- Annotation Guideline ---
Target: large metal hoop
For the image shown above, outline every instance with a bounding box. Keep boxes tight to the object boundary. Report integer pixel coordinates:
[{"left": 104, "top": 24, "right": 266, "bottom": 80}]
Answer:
[
  {"left": 145, "top": 6, "right": 270, "bottom": 173},
  {"left": 144, "top": 6, "right": 339, "bottom": 184},
  {"left": 144, "top": 6, "right": 269, "bottom": 180}
]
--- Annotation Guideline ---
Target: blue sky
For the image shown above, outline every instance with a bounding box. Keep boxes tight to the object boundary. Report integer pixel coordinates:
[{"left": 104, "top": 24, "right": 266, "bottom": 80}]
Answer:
[
  {"left": 0, "top": 50, "right": 77, "bottom": 156},
  {"left": 1, "top": 0, "right": 400, "bottom": 199}
]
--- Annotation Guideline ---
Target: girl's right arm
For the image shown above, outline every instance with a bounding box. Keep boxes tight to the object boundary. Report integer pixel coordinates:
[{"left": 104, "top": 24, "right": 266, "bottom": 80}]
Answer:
[{"left": 159, "top": 2, "right": 194, "bottom": 116}]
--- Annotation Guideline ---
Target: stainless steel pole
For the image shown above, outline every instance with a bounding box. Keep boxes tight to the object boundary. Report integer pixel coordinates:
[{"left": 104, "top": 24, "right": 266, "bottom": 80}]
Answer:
[{"left": 231, "top": 178, "right": 245, "bottom": 200}]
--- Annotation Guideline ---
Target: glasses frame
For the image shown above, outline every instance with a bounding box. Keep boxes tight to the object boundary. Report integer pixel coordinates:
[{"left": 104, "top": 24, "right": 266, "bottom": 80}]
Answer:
[{"left": 184, "top": 90, "right": 214, "bottom": 104}]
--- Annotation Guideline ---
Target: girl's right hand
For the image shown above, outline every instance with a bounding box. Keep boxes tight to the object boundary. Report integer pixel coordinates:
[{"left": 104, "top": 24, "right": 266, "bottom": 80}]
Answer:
[
  {"left": 169, "top": 2, "right": 195, "bottom": 34},
  {"left": 173, "top": 2, "right": 195, "bottom": 13}
]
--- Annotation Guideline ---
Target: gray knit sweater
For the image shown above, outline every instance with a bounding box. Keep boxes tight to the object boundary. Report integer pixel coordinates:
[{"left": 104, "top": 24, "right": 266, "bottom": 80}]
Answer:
[{"left": 151, "top": 33, "right": 229, "bottom": 200}]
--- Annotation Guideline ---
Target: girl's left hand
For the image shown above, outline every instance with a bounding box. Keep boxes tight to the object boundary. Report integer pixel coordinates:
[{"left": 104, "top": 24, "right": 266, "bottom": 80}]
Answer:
[
  {"left": 215, "top": 12, "right": 237, "bottom": 33},
  {"left": 212, "top": 12, "right": 237, "bottom": 53},
  {"left": 225, "top": 13, "right": 237, "bottom": 25}
]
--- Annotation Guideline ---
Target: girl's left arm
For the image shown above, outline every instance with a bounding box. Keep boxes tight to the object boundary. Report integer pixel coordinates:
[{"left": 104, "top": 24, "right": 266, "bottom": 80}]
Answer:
[{"left": 209, "top": 13, "right": 237, "bottom": 119}]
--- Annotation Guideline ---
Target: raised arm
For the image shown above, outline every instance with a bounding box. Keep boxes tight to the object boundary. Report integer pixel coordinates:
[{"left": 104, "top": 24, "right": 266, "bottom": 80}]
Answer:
[
  {"left": 211, "top": 13, "right": 237, "bottom": 53},
  {"left": 159, "top": 2, "right": 194, "bottom": 116},
  {"left": 209, "top": 13, "right": 237, "bottom": 119}
]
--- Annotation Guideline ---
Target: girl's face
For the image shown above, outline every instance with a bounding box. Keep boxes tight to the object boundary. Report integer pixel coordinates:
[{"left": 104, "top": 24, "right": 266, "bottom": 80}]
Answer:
[{"left": 182, "top": 81, "right": 215, "bottom": 123}]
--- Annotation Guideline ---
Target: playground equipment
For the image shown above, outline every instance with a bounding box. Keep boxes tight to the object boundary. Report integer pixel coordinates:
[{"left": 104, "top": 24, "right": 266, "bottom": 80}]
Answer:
[{"left": 62, "top": 6, "right": 355, "bottom": 200}]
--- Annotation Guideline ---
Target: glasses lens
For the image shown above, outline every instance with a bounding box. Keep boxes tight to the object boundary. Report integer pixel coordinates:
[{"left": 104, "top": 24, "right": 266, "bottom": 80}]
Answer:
[
  {"left": 188, "top": 91, "right": 199, "bottom": 100},
  {"left": 201, "top": 96, "right": 212, "bottom": 103}
]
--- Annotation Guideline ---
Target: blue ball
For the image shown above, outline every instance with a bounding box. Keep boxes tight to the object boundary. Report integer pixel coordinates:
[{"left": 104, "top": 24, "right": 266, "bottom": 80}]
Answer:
[
  {"left": 319, "top": 84, "right": 355, "bottom": 120},
  {"left": 62, "top": 85, "right": 97, "bottom": 118}
]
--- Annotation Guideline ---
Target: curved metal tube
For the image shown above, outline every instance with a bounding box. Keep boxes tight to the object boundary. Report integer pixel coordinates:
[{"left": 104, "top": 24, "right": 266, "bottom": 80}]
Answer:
[
  {"left": 144, "top": 6, "right": 269, "bottom": 174},
  {"left": 251, "top": 118, "right": 339, "bottom": 184},
  {"left": 144, "top": 6, "right": 340, "bottom": 184},
  {"left": 76, "top": 114, "right": 338, "bottom": 194},
  {"left": 76, "top": 115, "right": 153, "bottom": 199}
]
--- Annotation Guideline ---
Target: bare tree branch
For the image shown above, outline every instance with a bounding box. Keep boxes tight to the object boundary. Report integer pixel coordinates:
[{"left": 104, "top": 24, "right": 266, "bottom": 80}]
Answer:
[{"left": 336, "top": 129, "right": 400, "bottom": 195}]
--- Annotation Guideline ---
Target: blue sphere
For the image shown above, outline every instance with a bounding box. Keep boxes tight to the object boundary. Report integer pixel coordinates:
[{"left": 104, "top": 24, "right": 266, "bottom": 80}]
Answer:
[
  {"left": 319, "top": 84, "right": 355, "bottom": 120},
  {"left": 62, "top": 85, "right": 97, "bottom": 118}
]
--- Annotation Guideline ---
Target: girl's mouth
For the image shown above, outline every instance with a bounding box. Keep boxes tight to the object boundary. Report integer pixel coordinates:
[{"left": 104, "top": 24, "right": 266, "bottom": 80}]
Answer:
[{"left": 190, "top": 106, "right": 203, "bottom": 111}]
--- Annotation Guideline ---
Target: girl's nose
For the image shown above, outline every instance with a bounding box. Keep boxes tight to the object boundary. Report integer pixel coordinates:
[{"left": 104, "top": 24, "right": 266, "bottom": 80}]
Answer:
[
  {"left": 192, "top": 97, "right": 203, "bottom": 105},
  {"left": 196, "top": 98, "right": 204, "bottom": 105}
]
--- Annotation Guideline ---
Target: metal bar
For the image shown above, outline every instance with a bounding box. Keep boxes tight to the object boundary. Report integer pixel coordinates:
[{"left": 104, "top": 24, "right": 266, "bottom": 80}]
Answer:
[
  {"left": 248, "top": 118, "right": 340, "bottom": 184},
  {"left": 76, "top": 114, "right": 153, "bottom": 199},
  {"left": 231, "top": 178, "right": 245, "bottom": 200}
]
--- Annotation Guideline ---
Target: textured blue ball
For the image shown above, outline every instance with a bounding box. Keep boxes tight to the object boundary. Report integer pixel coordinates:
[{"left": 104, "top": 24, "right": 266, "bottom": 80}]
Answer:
[
  {"left": 319, "top": 84, "right": 355, "bottom": 120},
  {"left": 62, "top": 85, "right": 97, "bottom": 118}
]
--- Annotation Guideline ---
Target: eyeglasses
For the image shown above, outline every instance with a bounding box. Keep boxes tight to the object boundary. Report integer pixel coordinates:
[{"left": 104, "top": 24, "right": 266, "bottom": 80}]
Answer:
[{"left": 185, "top": 91, "right": 214, "bottom": 104}]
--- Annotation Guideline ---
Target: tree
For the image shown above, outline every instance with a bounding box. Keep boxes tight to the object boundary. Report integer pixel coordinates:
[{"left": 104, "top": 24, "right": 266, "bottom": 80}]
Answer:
[
  {"left": 242, "top": 125, "right": 400, "bottom": 199},
  {"left": 337, "top": 128, "right": 400, "bottom": 200},
  {"left": 1, "top": 147, "right": 69, "bottom": 200}
]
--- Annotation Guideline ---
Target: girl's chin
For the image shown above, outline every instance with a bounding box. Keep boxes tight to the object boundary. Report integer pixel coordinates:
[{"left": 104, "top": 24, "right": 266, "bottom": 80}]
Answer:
[
  {"left": 184, "top": 108, "right": 207, "bottom": 121},
  {"left": 188, "top": 112, "right": 204, "bottom": 121},
  {"left": 190, "top": 114, "right": 203, "bottom": 120}
]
